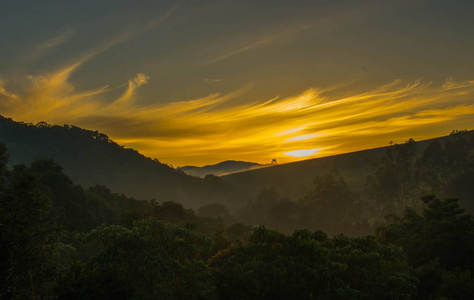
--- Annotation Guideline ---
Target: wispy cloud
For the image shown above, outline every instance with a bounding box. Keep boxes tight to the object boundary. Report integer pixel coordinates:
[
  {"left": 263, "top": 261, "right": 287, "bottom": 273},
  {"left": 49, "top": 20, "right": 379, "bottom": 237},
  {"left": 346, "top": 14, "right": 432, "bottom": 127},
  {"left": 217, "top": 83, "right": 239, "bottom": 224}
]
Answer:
[
  {"left": 198, "top": 22, "right": 319, "bottom": 66},
  {"left": 197, "top": 7, "right": 369, "bottom": 67},
  {"left": 108, "top": 73, "right": 151, "bottom": 110},
  {"left": 0, "top": 2, "right": 179, "bottom": 119},
  {"left": 29, "top": 28, "right": 75, "bottom": 60},
  {"left": 442, "top": 77, "right": 474, "bottom": 90},
  {"left": 1, "top": 61, "right": 473, "bottom": 166},
  {"left": 22, "top": 2, "right": 180, "bottom": 73}
]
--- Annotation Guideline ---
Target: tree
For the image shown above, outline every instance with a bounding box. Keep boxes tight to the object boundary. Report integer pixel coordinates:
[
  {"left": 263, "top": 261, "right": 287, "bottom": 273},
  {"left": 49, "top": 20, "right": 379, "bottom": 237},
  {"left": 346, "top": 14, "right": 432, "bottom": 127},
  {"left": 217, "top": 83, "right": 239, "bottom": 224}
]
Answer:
[
  {"left": 197, "top": 203, "right": 236, "bottom": 225},
  {"left": 240, "top": 187, "right": 280, "bottom": 225},
  {"left": 209, "top": 226, "right": 416, "bottom": 299},
  {"left": 377, "top": 195, "right": 474, "bottom": 271},
  {"left": 377, "top": 195, "right": 474, "bottom": 298},
  {"left": 79, "top": 218, "right": 218, "bottom": 299},
  {"left": 365, "top": 138, "right": 420, "bottom": 217},
  {"left": 302, "top": 172, "right": 357, "bottom": 235},
  {"left": 0, "top": 162, "right": 60, "bottom": 299}
]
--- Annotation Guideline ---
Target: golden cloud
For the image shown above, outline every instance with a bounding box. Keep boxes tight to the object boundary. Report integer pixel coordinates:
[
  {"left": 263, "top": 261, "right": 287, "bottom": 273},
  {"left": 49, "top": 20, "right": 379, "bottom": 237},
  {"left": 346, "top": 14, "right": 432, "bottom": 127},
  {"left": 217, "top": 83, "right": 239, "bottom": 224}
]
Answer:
[{"left": 1, "top": 64, "right": 473, "bottom": 166}]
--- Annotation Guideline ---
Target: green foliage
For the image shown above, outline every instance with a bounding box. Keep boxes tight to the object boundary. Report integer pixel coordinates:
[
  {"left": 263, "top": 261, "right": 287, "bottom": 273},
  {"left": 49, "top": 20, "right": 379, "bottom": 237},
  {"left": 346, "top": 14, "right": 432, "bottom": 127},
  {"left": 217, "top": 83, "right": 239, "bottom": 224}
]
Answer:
[
  {"left": 377, "top": 196, "right": 474, "bottom": 298},
  {"left": 368, "top": 135, "right": 474, "bottom": 219},
  {"left": 302, "top": 172, "right": 363, "bottom": 235},
  {"left": 243, "top": 187, "right": 280, "bottom": 224},
  {"left": 152, "top": 201, "right": 195, "bottom": 224},
  {"left": 0, "top": 142, "right": 8, "bottom": 176},
  {"left": 412, "top": 259, "right": 474, "bottom": 299},
  {"left": 225, "top": 223, "right": 252, "bottom": 243},
  {"left": 366, "top": 138, "right": 420, "bottom": 217},
  {"left": 56, "top": 259, "right": 134, "bottom": 300},
  {"left": 437, "top": 269, "right": 474, "bottom": 299},
  {"left": 79, "top": 218, "right": 218, "bottom": 299},
  {"left": 197, "top": 203, "right": 236, "bottom": 225},
  {"left": 238, "top": 173, "right": 372, "bottom": 236},
  {"left": 377, "top": 195, "right": 474, "bottom": 272},
  {"left": 0, "top": 155, "right": 61, "bottom": 299},
  {"left": 209, "top": 226, "right": 416, "bottom": 299},
  {"left": 326, "top": 235, "right": 416, "bottom": 299}
]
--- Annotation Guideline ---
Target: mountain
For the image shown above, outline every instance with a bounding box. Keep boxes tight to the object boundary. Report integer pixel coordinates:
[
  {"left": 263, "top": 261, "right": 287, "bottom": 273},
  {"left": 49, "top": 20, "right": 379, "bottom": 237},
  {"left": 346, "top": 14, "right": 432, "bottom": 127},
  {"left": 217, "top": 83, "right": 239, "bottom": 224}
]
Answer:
[
  {"left": 0, "top": 116, "right": 244, "bottom": 210},
  {"left": 179, "top": 160, "right": 266, "bottom": 177}
]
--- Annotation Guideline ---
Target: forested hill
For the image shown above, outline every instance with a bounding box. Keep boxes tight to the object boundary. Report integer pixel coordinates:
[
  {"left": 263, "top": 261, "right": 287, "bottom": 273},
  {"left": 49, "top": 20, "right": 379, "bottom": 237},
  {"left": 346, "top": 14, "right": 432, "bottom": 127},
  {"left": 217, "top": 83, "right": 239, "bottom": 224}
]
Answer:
[
  {"left": 219, "top": 130, "right": 473, "bottom": 236},
  {"left": 0, "top": 115, "right": 242, "bottom": 209},
  {"left": 223, "top": 130, "right": 474, "bottom": 202}
]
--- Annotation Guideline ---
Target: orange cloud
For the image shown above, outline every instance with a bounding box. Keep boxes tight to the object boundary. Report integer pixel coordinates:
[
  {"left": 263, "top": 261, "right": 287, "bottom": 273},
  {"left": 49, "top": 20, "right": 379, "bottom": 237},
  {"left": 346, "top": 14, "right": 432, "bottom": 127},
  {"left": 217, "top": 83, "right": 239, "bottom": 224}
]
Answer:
[{"left": 1, "top": 64, "right": 473, "bottom": 167}]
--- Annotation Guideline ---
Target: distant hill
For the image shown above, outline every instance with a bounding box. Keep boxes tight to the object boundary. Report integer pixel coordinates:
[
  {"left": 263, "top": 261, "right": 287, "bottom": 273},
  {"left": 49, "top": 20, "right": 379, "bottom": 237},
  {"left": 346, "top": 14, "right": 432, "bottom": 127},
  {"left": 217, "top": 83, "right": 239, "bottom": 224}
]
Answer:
[
  {"left": 0, "top": 116, "right": 244, "bottom": 210},
  {"left": 179, "top": 160, "right": 266, "bottom": 178},
  {"left": 222, "top": 131, "right": 474, "bottom": 202}
]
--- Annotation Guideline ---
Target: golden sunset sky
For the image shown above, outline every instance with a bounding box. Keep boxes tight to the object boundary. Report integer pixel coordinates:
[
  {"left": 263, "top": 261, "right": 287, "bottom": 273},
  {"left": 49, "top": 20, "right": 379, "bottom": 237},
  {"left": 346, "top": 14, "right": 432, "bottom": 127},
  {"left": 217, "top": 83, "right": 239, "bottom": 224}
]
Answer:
[{"left": 0, "top": 0, "right": 473, "bottom": 166}]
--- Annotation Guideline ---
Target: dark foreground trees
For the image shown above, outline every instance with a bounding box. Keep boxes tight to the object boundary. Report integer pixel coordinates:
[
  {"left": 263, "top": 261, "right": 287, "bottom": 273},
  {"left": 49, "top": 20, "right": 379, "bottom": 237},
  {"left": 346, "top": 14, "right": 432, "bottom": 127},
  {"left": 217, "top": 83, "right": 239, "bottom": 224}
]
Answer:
[
  {"left": 210, "top": 227, "right": 416, "bottom": 299},
  {"left": 377, "top": 195, "right": 474, "bottom": 298},
  {"left": 57, "top": 221, "right": 417, "bottom": 299},
  {"left": 59, "top": 219, "right": 218, "bottom": 299},
  {"left": 0, "top": 145, "right": 63, "bottom": 299}
]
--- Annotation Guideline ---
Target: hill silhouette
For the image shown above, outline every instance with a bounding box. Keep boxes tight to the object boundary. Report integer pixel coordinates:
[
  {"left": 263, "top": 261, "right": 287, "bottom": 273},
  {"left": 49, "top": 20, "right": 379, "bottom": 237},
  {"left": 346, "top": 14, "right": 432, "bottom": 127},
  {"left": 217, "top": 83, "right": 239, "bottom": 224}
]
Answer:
[
  {"left": 222, "top": 131, "right": 474, "bottom": 202},
  {"left": 179, "top": 160, "right": 266, "bottom": 178},
  {"left": 0, "top": 115, "right": 243, "bottom": 210}
]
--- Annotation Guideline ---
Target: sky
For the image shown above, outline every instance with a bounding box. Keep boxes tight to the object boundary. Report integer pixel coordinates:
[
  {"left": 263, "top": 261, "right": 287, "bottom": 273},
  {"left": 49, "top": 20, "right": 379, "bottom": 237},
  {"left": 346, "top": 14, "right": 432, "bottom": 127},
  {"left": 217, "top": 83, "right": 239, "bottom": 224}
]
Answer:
[{"left": 0, "top": 0, "right": 473, "bottom": 167}]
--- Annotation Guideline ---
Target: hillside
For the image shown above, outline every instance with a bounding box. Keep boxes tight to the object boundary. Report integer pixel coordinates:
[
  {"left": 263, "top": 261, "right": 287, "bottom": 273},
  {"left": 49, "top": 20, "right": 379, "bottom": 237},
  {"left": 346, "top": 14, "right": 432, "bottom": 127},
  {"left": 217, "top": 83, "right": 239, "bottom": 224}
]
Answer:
[
  {"left": 220, "top": 130, "right": 474, "bottom": 236},
  {"left": 223, "top": 131, "right": 474, "bottom": 201},
  {"left": 179, "top": 160, "right": 266, "bottom": 178},
  {"left": 0, "top": 115, "right": 243, "bottom": 210}
]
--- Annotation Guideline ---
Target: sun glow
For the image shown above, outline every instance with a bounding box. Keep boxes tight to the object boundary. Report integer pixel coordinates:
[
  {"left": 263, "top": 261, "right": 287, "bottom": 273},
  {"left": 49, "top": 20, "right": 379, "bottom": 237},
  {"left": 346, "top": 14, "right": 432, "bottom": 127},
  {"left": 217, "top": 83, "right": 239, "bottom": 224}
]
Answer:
[{"left": 285, "top": 148, "right": 323, "bottom": 157}]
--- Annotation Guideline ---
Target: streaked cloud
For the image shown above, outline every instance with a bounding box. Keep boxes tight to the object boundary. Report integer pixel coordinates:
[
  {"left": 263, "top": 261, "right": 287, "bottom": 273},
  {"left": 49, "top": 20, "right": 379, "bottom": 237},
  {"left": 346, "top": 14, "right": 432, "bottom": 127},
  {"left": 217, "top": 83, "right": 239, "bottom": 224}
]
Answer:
[
  {"left": 196, "top": 5, "right": 371, "bottom": 68},
  {"left": 442, "top": 77, "right": 474, "bottom": 90},
  {"left": 1, "top": 58, "right": 473, "bottom": 166},
  {"left": 29, "top": 28, "right": 75, "bottom": 61},
  {"left": 198, "top": 18, "right": 339, "bottom": 67},
  {"left": 284, "top": 133, "right": 323, "bottom": 143},
  {"left": 106, "top": 73, "right": 150, "bottom": 110}
]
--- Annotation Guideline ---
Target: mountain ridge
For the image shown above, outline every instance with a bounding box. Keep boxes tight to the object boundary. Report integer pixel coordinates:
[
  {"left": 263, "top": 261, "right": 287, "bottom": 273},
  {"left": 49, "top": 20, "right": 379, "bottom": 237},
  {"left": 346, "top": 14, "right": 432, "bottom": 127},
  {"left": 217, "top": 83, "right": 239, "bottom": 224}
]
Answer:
[
  {"left": 179, "top": 160, "right": 266, "bottom": 177},
  {"left": 0, "top": 115, "right": 243, "bottom": 210}
]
